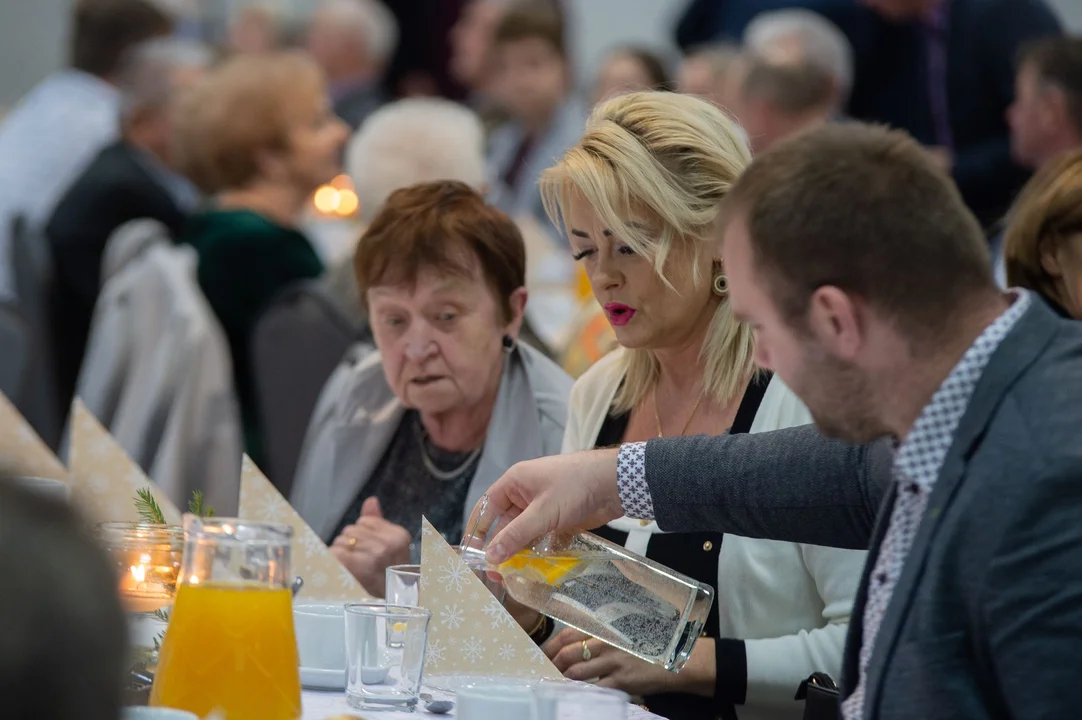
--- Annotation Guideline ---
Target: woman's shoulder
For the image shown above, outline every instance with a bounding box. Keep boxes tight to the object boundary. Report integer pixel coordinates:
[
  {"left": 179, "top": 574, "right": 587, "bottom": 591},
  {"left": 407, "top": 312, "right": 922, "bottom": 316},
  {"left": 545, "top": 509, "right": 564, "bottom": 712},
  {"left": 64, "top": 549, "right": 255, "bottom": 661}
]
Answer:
[
  {"left": 569, "top": 348, "right": 625, "bottom": 406},
  {"left": 183, "top": 209, "right": 310, "bottom": 251},
  {"left": 749, "top": 373, "right": 815, "bottom": 433}
]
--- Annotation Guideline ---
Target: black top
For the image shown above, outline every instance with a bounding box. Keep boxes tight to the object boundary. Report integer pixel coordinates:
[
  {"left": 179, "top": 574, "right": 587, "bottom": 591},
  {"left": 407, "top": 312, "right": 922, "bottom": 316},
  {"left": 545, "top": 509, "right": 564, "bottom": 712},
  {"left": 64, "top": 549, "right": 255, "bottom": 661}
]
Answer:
[
  {"left": 331, "top": 410, "right": 481, "bottom": 553},
  {"left": 591, "top": 372, "right": 772, "bottom": 720},
  {"left": 46, "top": 141, "right": 189, "bottom": 405}
]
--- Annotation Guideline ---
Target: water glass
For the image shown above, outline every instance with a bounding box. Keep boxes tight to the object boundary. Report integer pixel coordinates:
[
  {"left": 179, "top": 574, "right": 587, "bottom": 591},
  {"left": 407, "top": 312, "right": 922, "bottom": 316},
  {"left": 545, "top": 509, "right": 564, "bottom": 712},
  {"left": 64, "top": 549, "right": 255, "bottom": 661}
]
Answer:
[
  {"left": 385, "top": 564, "right": 420, "bottom": 605},
  {"left": 345, "top": 602, "right": 430, "bottom": 712},
  {"left": 531, "top": 683, "right": 629, "bottom": 720}
]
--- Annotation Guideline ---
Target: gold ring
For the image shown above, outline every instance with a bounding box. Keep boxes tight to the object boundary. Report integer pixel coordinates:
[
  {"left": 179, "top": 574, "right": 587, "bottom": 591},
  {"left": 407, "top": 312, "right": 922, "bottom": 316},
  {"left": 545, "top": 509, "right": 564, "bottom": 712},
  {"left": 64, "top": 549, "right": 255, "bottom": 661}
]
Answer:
[
  {"left": 581, "top": 640, "right": 591, "bottom": 661},
  {"left": 347, "top": 536, "right": 357, "bottom": 549}
]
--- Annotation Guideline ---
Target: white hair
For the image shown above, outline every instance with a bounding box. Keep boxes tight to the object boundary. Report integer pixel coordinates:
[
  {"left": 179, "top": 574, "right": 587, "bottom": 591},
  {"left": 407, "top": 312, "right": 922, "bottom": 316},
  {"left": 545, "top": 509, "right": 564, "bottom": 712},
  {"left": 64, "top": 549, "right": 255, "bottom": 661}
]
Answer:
[
  {"left": 318, "top": 0, "right": 399, "bottom": 65},
  {"left": 345, "top": 98, "right": 486, "bottom": 221},
  {"left": 118, "top": 38, "right": 213, "bottom": 122},
  {"left": 744, "top": 9, "right": 854, "bottom": 104}
]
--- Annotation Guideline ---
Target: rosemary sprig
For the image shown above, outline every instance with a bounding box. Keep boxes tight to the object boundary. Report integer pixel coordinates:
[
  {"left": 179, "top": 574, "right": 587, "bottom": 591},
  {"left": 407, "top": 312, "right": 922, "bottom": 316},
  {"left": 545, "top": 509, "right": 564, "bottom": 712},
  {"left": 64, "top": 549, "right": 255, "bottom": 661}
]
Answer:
[
  {"left": 188, "top": 490, "right": 215, "bottom": 518},
  {"left": 134, "top": 488, "right": 166, "bottom": 524},
  {"left": 152, "top": 608, "right": 170, "bottom": 624}
]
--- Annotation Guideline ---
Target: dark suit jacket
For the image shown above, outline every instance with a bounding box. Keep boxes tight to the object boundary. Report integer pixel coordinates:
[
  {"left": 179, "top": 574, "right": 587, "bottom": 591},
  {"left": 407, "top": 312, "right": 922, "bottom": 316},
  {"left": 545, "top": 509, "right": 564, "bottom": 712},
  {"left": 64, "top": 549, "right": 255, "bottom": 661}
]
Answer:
[
  {"left": 847, "top": 0, "right": 1062, "bottom": 227},
  {"left": 643, "top": 298, "right": 1082, "bottom": 719},
  {"left": 46, "top": 140, "right": 189, "bottom": 404}
]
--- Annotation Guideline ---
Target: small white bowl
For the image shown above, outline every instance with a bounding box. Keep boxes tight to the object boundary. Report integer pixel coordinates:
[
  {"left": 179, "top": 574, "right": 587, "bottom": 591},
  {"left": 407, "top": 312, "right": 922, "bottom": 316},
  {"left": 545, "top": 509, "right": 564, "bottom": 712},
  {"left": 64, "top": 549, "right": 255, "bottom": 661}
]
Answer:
[
  {"left": 456, "top": 684, "right": 533, "bottom": 720},
  {"left": 122, "top": 708, "right": 198, "bottom": 720}
]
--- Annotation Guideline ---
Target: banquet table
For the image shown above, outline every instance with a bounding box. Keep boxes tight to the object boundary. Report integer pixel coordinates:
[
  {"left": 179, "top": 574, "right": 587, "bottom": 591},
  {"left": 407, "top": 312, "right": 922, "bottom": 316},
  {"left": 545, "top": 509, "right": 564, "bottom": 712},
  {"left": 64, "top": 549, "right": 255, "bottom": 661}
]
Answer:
[{"left": 300, "top": 688, "right": 666, "bottom": 719}]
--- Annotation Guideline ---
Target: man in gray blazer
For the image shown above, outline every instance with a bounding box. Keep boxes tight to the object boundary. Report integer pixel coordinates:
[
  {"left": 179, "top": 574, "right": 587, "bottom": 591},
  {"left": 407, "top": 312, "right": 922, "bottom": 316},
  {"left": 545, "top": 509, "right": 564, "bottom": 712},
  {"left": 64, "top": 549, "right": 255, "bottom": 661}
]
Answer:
[{"left": 479, "top": 124, "right": 1082, "bottom": 719}]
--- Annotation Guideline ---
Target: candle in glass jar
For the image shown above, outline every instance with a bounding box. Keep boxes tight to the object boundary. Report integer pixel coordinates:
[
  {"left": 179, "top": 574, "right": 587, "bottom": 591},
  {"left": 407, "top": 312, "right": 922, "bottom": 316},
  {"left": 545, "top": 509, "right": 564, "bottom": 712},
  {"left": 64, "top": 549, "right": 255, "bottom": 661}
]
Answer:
[{"left": 99, "top": 523, "right": 184, "bottom": 616}]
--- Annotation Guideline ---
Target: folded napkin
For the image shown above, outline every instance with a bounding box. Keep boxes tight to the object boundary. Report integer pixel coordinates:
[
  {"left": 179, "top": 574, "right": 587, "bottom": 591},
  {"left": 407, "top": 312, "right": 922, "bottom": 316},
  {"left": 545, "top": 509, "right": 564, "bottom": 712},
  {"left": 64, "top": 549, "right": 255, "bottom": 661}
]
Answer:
[
  {"left": 68, "top": 399, "right": 181, "bottom": 524},
  {"left": 0, "top": 391, "right": 67, "bottom": 481},
  {"left": 238, "top": 455, "right": 372, "bottom": 601},
  {"left": 419, "top": 516, "right": 561, "bottom": 679}
]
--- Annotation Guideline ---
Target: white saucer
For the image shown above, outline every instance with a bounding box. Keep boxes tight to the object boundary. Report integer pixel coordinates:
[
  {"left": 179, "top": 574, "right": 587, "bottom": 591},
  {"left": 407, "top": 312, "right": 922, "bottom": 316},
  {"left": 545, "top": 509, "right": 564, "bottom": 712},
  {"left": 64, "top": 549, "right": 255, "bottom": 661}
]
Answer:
[{"left": 299, "top": 666, "right": 345, "bottom": 691}]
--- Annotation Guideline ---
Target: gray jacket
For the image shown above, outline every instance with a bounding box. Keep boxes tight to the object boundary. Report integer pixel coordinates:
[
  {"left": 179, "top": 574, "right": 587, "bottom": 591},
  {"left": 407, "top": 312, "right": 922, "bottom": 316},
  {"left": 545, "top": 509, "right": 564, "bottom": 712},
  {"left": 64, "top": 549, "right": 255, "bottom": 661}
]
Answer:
[
  {"left": 291, "top": 341, "right": 572, "bottom": 542},
  {"left": 641, "top": 299, "right": 1082, "bottom": 720}
]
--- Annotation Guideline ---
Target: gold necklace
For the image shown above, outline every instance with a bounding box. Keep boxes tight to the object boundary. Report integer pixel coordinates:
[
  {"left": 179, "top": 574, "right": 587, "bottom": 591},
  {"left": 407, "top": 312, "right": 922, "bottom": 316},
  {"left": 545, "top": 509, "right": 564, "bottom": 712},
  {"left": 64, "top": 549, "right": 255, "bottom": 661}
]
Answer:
[{"left": 653, "top": 385, "right": 705, "bottom": 439}]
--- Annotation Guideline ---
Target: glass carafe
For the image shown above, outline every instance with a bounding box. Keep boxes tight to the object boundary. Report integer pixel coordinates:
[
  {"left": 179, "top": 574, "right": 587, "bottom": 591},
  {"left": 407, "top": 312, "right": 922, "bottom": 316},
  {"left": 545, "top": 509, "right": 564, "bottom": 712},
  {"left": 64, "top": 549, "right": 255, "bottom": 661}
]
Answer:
[
  {"left": 460, "top": 496, "right": 714, "bottom": 671},
  {"left": 150, "top": 515, "right": 301, "bottom": 719}
]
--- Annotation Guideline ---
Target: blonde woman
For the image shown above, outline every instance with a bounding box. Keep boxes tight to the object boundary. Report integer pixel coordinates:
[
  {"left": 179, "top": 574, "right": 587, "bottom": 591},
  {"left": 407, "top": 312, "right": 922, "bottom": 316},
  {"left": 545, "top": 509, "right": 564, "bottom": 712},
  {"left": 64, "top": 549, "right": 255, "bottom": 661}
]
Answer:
[
  {"left": 540, "top": 92, "right": 866, "bottom": 720},
  {"left": 1004, "top": 148, "right": 1082, "bottom": 320}
]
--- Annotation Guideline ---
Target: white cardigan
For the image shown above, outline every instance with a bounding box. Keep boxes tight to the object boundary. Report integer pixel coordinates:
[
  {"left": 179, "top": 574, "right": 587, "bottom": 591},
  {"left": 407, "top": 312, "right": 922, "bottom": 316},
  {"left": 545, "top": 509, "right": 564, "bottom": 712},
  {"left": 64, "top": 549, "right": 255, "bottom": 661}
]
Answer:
[{"left": 563, "top": 350, "right": 867, "bottom": 720}]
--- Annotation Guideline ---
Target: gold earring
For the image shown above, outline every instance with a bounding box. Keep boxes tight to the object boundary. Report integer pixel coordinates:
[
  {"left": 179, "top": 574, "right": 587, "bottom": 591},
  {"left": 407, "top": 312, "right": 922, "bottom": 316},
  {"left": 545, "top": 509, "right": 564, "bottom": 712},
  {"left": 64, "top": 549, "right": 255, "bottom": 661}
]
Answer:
[{"left": 712, "top": 261, "right": 728, "bottom": 297}]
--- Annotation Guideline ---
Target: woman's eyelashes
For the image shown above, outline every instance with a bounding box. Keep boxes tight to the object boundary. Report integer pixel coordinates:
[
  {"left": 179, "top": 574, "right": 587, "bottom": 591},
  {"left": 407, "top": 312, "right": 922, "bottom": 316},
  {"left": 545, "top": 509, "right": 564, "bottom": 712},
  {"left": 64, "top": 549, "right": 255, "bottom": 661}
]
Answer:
[{"left": 571, "top": 244, "right": 635, "bottom": 262}]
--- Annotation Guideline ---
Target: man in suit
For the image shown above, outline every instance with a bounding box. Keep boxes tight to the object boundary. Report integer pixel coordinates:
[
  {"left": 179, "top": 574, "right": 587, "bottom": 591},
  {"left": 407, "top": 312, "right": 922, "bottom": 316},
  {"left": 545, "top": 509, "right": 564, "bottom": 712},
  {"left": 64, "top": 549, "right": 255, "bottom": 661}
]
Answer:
[
  {"left": 46, "top": 38, "right": 211, "bottom": 405},
  {"left": 305, "top": 0, "right": 397, "bottom": 131},
  {"left": 479, "top": 123, "right": 1082, "bottom": 719},
  {"left": 847, "top": 0, "right": 1062, "bottom": 227}
]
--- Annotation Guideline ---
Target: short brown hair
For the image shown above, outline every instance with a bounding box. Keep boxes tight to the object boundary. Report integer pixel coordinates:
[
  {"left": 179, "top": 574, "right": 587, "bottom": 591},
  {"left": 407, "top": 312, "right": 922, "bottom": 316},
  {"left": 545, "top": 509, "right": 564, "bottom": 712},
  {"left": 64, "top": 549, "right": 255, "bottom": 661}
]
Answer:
[
  {"left": 492, "top": 2, "right": 566, "bottom": 58},
  {"left": 71, "top": 0, "right": 173, "bottom": 78},
  {"left": 724, "top": 123, "right": 992, "bottom": 339},
  {"left": 355, "top": 181, "right": 526, "bottom": 321},
  {"left": 741, "top": 58, "right": 835, "bottom": 115},
  {"left": 172, "top": 51, "right": 324, "bottom": 193},
  {"left": 1019, "top": 37, "right": 1082, "bottom": 135},
  {"left": 1005, "top": 148, "right": 1082, "bottom": 305}
]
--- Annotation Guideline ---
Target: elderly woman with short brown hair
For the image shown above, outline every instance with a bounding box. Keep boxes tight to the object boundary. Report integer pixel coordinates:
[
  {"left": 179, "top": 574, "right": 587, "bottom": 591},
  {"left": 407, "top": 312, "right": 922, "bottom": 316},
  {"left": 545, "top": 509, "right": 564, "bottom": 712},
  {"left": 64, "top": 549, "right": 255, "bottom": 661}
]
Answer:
[
  {"left": 291, "top": 180, "right": 572, "bottom": 604},
  {"left": 173, "top": 51, "right": 350, "bottom": 465},
  {"left": 1004, "top": 148, "right": 1082, "bottom": 320}
]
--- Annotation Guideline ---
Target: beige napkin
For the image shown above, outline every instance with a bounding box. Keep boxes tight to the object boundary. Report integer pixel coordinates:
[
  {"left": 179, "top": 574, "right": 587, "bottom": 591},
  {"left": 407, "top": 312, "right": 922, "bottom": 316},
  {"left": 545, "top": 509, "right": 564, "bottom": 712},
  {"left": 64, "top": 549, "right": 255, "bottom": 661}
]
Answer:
[
  {"left": 68, "top": 399, "right": 182, "bottom": 524},
  {"left": 0, "top": 392, "right": 67, "bottom": 481},
  {"left": 419, "top": 516, "right": 561, "bottom": 678},
  {"left": 237, "top": 454, "right": 372, "bottom": 601}
]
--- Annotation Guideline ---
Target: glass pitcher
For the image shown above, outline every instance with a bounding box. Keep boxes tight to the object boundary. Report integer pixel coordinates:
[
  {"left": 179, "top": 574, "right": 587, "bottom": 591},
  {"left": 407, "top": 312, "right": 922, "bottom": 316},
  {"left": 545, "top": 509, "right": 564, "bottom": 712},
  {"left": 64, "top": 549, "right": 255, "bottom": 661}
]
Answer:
[
  {"left": 460, "top": 496, "right": 714, "bottom": 671},
  {"left": 150, "top": 515, "right": 301, "bottom": 719}
]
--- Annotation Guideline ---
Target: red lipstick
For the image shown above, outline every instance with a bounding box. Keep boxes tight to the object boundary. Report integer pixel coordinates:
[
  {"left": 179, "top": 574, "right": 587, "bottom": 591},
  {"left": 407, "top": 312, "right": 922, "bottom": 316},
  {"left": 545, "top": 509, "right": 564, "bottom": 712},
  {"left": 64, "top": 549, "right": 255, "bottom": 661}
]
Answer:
[{"left": 603, "top": 303, "right": 637, "bottom": 327}]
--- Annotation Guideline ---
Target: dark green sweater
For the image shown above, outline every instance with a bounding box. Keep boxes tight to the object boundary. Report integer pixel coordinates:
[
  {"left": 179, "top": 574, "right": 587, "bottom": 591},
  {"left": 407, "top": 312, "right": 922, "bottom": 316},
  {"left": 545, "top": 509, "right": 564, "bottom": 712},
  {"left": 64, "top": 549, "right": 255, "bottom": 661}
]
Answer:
[{"left": 181, "top": 209, "right": 324, "bottom": 464}]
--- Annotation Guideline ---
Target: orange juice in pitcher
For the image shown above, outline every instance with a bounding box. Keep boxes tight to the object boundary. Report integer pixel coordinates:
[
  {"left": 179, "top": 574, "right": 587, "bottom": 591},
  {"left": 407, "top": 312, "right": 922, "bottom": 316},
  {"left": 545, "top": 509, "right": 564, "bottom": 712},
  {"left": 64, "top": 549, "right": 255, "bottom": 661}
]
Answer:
[{"left": 150, "top": 517, "right": 301, "bottom": 720}]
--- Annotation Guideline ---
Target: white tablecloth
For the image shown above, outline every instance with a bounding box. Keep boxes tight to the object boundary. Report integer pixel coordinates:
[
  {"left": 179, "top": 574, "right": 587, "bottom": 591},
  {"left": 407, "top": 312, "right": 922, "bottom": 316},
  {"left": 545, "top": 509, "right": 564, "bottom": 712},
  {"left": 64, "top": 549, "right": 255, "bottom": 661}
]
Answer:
[{"left": 300, "top": 687, "right": 664, "bottom": 719}]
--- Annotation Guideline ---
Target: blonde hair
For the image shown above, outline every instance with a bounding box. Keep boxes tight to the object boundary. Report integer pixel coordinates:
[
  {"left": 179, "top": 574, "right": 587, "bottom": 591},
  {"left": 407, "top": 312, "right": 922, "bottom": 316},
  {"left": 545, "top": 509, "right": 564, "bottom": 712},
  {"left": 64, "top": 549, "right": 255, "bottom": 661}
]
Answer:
[
  {"left": 1005, "top": 149, "right": 1082, "bottom": 307},
  {"left": 541, "top": 91, "right": 755, "bottom": 412},
  {"left": 172, "top": 51, "right": 325, "bottom": 194}
]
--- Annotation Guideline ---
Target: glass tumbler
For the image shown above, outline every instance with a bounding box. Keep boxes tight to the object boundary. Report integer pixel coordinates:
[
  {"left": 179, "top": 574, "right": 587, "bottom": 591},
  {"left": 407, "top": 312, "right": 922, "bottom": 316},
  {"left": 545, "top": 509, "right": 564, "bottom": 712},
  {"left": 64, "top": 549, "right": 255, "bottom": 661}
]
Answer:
[{"left": 345, "top": 602, "right": 431, "bottom": 712}]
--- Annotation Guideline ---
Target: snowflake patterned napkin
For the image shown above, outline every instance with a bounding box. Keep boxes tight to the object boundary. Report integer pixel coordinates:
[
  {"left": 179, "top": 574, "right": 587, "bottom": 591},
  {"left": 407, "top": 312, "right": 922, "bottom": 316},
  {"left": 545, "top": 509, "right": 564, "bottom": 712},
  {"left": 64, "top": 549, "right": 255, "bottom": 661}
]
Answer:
[
  {"left": 419, "top": 516, "right": 561, "bottom": 678},
  {"left": 68, "top": 399, "right": 182, "bottom": 524},
  {"left": 0, "top": 391, "right": 67, "bottom": 481},
  {"left": 237, "top": 454, "right": 373, "bottom": 601}
]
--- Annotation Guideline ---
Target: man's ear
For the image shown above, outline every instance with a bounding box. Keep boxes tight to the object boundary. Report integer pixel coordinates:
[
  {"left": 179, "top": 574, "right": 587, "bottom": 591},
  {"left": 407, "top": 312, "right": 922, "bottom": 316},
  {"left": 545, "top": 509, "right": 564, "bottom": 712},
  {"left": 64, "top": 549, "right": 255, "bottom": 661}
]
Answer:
[{"left": 807, "top": 285, "right": 863, "bottom": 361}]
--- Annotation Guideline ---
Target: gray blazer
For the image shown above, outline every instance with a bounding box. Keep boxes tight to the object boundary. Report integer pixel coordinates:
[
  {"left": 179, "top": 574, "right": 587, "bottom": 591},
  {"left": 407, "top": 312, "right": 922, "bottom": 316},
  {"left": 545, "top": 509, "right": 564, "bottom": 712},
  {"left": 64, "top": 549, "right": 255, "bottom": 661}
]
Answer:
[
  {"left": 641, "top": 298, "right": 1082, "bottom": 720},
  {"left": 486, "top": 99, "right": 587, "bottom": 240},
  {"left": 291, "top": 341, "right": 572, "bottom": 542}
]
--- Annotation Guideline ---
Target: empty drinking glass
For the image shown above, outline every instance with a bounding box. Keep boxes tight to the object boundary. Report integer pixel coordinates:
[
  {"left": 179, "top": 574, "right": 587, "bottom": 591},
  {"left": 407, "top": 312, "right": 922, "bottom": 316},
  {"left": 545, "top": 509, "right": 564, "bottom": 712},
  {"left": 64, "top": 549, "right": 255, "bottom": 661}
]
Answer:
[
  {"left": 385, "top": 565, "right": 420, "bottom": 606},
  {"left": 345, "top": 602, "right": 430, "bottom": 712},
  {"left": 531, "top": 683, "right": 629, "bottom": 720}
]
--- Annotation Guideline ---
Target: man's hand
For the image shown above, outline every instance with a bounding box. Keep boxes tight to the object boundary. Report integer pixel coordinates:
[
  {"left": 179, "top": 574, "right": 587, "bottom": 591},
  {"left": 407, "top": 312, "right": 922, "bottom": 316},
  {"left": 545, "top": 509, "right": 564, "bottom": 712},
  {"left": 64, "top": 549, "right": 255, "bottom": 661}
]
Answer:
[
  {"left": 474, "top": 449, "right": 627, "bottom": 564},
  {"left": 331, "top": 497, "right": 411, "bottom": 598}
]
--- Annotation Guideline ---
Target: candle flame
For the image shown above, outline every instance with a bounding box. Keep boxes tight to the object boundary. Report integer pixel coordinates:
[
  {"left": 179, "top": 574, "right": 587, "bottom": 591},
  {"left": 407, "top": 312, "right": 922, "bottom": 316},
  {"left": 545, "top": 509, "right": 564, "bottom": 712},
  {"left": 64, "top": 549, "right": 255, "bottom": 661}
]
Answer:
[
  {"left": 139, "top": 553, "right": 151, "bottom": 565},
  {"left": 130, "top": 565, "right": 147, "bottom": 582}
]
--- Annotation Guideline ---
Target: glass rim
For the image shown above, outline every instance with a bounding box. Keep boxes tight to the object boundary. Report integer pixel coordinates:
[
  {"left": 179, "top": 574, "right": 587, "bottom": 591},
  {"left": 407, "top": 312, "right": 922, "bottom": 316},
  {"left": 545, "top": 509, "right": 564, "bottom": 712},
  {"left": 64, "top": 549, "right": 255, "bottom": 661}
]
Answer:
[
  {"left": 386, "top": 564, "right": 421, "bottom": 575},
  {"left": 344, "top": 601, "right": 430, "bottom": 619},
  {"left": 181, "top": 514, "right": 293, "bottom": 539}
]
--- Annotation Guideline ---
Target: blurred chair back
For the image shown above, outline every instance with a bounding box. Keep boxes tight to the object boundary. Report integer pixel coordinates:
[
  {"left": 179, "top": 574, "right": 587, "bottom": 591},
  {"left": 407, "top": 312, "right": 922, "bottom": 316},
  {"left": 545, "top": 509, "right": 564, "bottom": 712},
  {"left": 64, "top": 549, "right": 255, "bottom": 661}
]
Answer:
[
  {"left": 0, "top": 302, "right": 31, "bottom": 402},
  {"left": 252, "top": 281, "right": 368, "bottom": 497},
  {"left": 10, "top": 215, "right": 61, "bottom": 448},
  {"left": 75, "top": 236, "right": 242, "bottom": 514}
]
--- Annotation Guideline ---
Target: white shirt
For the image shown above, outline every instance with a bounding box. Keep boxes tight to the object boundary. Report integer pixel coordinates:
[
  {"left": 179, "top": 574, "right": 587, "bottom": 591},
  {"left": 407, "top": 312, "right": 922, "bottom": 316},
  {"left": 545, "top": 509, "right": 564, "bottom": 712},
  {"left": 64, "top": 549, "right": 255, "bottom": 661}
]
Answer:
[{"left": 0, "top": 70, "right": 119, "bottom": 299}]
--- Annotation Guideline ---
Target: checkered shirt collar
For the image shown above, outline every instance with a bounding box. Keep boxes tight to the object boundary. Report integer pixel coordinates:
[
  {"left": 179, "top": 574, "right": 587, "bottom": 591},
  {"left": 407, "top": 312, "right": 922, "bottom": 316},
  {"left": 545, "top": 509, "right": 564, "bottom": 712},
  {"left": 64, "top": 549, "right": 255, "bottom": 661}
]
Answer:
[{"left": 893, "top": 290, "right": 1033, "bottom": 491}]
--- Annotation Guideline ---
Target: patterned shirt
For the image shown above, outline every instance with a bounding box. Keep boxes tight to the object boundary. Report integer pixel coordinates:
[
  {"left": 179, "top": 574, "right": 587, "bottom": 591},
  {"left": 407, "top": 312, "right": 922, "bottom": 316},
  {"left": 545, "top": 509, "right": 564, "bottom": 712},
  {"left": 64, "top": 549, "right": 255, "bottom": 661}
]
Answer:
[
  {"left": 0, "top": 70, "right": 119, "bottom": 299},
  {"left": 615, "top": 291, "right": 1033, "bottom": 720}
]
